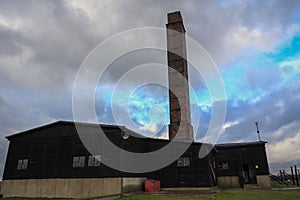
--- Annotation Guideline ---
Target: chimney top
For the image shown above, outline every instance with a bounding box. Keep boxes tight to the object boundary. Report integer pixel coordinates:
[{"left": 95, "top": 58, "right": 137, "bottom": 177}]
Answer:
[{"left": 167, "top": 11, "right": 183, "bottom": 24}]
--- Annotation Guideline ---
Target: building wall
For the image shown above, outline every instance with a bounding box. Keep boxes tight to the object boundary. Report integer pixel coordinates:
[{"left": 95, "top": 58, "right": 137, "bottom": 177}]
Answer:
[
  {"left": 257, "top": 175, "right": 272, "bottom": 189},
  {"left": 214, "top": 142, "right": 271, "bottom": 189},
  {"left": 122, "top": 177, "right": 147, "bottom": 193},
  {"left": 0, "top": 181, "right": 2, "bottom": 196},
  {"left": 4, "top": 122, "right": 271, "bottom": 190},
  {"left": 214, "top": 143, "right": 269, "bottom": 178},
  {"left": 217, "top": 176, "right": 240, "bottom": 188},
  {"left": 3, "top": 122, "right": 215, "bottom": 188},
  {"left": 1, "top": 178, "right": 121, "bottom": 198},
  {"left": 146, "top": 144, "right": 215, "bottom": 187},
  {"left": 3, "top": 123, "right": 142, "bottom": 180},
  {"left": 217, "top": 175, "right": 271, "bottom": 189},
  {"left": 1, "top": 177, "right": 147, "bottom": 198}
]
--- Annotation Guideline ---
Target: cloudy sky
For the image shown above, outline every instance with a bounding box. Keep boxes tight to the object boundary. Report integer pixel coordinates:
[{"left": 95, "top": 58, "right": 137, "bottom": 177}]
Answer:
[{"left": 1, "top": 0, "right": 300, "bottom": 176}]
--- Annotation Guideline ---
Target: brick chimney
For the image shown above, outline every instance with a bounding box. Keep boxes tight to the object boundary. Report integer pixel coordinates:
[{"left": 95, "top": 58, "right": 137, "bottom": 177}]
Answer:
[{"left": 167, "top": 11, "right": 194, "bottom": 141}]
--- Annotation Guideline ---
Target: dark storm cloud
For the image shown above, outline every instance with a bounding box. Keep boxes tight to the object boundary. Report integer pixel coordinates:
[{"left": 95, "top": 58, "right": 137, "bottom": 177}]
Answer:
[
  {"left": 219, "top": 80, "right": 300, "bottom": 143},
  {"left": 1, "top": 0, "right": 298, "bottom": 92},
  {"left": 0, "top": 26, "right": 23, "bottom": 56},
  {"left": 182, "top": 0, "right": 300, "bottom": 66},
  {"left": 0, "top": 1, "right": 106, "bottom": 94},
  {"left": 0, "top": 95, "right": 5, "bottom": 106},
  {"left": 234, "top": 0, "right": 300, "bottom": 29},
  {"left": 98, "top": 48, "right": 168, "bottom": 87}
]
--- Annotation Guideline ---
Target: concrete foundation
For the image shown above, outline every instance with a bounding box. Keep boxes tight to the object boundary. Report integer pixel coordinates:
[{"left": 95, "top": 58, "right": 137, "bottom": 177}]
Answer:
[
  {"left": 1, "top": 177, "right": 146, "bottom": 198},
  {"left": 217, "top": 176, "right": 240, "bottom": 188},
  {"left": 122, "top": 177, "right": 147, "bottom": 193},
  {"left": 257, "top": 175, "right": 272, "bottom": 189},
  {"left": 217, "top": 175, "right": 271, "bottom": 189}
]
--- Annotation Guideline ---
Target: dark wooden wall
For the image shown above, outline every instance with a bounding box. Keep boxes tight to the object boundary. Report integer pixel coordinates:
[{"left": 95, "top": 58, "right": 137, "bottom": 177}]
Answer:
[
  {"left": 213, "top": 142, "right": 269, "bottom": 186},
  {"left": 3, "top": 122, "right": 215, "bottom": 187}
]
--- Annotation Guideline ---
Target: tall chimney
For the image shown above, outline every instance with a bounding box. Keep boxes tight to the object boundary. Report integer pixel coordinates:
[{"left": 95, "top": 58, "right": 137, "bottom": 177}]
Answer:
[{"left": 167, "top": 11, "right": 194, "bottom": 141}]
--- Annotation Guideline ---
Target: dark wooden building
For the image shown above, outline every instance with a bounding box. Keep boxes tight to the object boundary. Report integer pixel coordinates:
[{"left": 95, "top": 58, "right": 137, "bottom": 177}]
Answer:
[
  {"left": 3, "top": 121, "right": 216, "bottom": 187},
  {"left": 213, "top": 142, "right": 271, "bottom": 188},
  {"left": 2, "top": 121, "right": 271, "bottom": 194}
]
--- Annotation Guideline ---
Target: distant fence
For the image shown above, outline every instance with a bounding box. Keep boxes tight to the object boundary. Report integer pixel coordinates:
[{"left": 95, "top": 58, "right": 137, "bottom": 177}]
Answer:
[{"left": 270, "top": 165, "right": 299, "bottom": 187}]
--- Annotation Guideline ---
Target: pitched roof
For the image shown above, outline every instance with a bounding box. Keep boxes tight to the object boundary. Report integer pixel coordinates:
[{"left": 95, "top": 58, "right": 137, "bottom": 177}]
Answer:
[
  {"left": 5, "top": 120, "right": 132, "bottom": 139},
  {"left": 5, "top": 121, "right": 267, "bottom": 149},
  {"left": 215, "top": 141, "right": 267, "bottom": 148}
]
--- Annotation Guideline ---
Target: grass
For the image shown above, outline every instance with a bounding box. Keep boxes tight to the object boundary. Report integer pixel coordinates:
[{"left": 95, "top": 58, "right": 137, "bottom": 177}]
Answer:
[
  {"left": 214, "top": 189, "right": 300, "bottom": 200},
  {"left": 1, "top": 189, "right": 300, "bottom": 200},
  {"left": 271, "top": 181, "right": 299, "bottom": 188},
  {"left": 118, "top": 189, "right": 300, "bottom": 200},
  {"left": 1, "top": 198, "right": 69, "bottom": 200},
  {"left": 0, "top": 197, "right": 70, "bottom": 200},
  {"left": 118, "top": 197, "right": 205, "bottom": 200}
]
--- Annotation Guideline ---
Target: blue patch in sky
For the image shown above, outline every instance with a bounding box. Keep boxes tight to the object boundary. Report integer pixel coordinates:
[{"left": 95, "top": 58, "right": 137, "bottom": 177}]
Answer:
[
  {"left": 218, "top": 0, "right": 234, "bottom": 8},
  {"left": 96, "top": 25, "right": 300, "bottom": 135},
  {"left": 128, "top": 84, "right": 169, "bottom": 127},
  {"left": 220, "top": 31, "right": 300, "bottom": 103},
  {"left": 267, "top": 36, "right": 300, "bottom": 63},
  {"left": 293, "top": 13, "right": 300, "bottom": 24}
]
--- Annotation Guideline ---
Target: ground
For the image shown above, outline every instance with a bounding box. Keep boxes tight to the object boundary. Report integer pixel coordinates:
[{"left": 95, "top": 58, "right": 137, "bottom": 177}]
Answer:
[
  {"left": 118, "top": 189, "right": 300, "bottom": 200},
  {"left": 271, "top": 180, "right": 300, "bottom": 188},
  {"left": 1, "top": 186, "right": 300, "bottom": 200}
]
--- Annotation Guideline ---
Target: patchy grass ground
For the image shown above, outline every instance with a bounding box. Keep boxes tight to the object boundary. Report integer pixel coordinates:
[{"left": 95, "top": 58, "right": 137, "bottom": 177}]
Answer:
[
  {"left": 215, "top": 189, "right": 300, "bottom": 200},
  {"left": 271, "top": 181, "right": 299, "bottom": 188},
  {"left": 0, "top": 198, "right": 69, "bottom": 200},
  {"left": 118, "top": 189, "right": 300, "bottom": 200},
  {"left": 1, "top": 189, "right": 300, "bottom": 200},
  {"left": 118, "top": 197, "right": 205, "bottom": 200}
]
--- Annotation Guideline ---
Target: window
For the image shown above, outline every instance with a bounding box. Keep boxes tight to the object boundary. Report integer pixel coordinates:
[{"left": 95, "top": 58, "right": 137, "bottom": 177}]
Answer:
[
  {"left": 72, "top": 156, "right": 85, "bottom": 168},
  {"left": 17, "top": 159, "right": 28, "bottom": 170},
  {"left": 177, "top": 157, "right": 190, "bottom": 167},
  {"left": 217, "top": 162, "right": 229, "bottom": 170},
  {"left": 88, "top": 155, "right": 101, "bottom": 167}
]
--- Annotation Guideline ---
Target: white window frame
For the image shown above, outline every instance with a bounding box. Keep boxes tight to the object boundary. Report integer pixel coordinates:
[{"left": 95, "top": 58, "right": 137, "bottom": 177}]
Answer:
[
  {"left": 88, "top": 155, "right": 101, "bottom": 167},
  {"left": 177, "top": 157, "right": 190, "bottom": 167},
  {"left": 72, "top": 156, "right": 85, "bottom": 168},
  {"left": 17, "top": 159, "right": 29, "bottom": 170},
  {"left": 217, "top": 162, "right": 229, "bottom": 170}
]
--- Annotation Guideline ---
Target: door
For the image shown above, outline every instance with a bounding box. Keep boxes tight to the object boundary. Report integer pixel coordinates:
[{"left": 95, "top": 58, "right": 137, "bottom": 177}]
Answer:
[
  {"left": 242, "top": 164, "right": 257, "bottom": 184},
  {"left": 176, "top": 157, "right": 193, "bottom": 186},
  {"left": 242, "top": 164, "right": 251, "bottom": 183}
]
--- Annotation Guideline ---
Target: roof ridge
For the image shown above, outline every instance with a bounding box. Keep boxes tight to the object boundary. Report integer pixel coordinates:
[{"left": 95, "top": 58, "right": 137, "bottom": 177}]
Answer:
[{"left": 5, "top": 120, "right": 125, "bottom": 139}]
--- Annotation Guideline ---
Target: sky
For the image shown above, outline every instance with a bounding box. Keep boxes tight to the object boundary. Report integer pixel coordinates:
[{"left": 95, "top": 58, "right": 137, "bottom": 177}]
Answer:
[{"left": 1, "top": 0, "right": 300, "bottom": 176}]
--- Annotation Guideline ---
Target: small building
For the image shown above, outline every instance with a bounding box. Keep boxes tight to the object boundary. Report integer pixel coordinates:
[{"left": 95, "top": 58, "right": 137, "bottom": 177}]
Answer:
[{"left": 214, "top": 142, "right": 271, "bottom": 189}]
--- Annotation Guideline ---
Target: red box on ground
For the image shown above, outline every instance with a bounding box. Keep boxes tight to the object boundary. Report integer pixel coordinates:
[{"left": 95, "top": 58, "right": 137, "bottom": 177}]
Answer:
[{"left": 144, "top": 179, "right": 161, "bottom": 192}]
